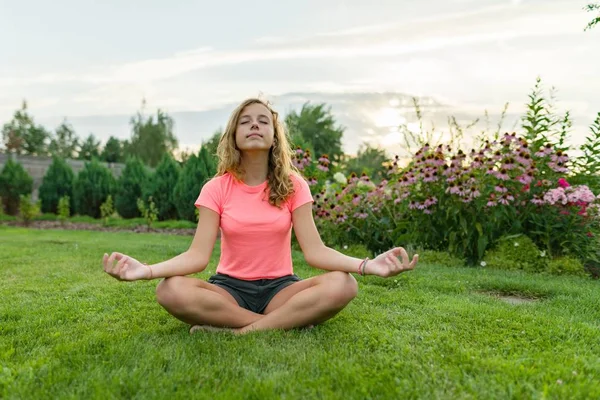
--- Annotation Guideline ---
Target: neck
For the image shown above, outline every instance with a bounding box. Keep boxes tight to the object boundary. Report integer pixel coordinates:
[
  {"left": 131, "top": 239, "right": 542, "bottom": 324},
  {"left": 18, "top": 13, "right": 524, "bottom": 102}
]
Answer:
[{"left": 240, "top": 151, "right": 269, "bottom": 185}]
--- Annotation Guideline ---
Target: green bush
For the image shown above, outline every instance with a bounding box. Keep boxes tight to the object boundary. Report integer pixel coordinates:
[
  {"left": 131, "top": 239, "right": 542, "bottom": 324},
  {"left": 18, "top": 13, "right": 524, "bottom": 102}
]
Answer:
[
  {"left": 0, "top": 159, "right": 33, "bottom": 215},
  {"left": 419, "top": 250, "right": 466, "bottom": 268},
  {"left": 19, "top": 194, "right": 40, "bottom": 226},
  {"left": 115, "top": 157, "right": 149, "bottom": 219},
  {"left": 146, "top": 153, "right": 181, "bottom": 221},
  {"left": 36, "top": 213, "right": 58, "bottom": 221},
  {"left": 73, "top": 159, "right": 116, "bottom": 218},
  {"left": 58, "top": 195, "right": 70, "bottom": 225},
  {"left": 100, "top": 195, "right": 115, "bottom": 226},
  {"left": 482, "top": 234, "right": 548, "bottom": 273},
  {"left": 137, "top": 196, "right": 158, "bottom": 231},
  {"left": 335, "top": 244, "right": 372, "bottom": 259},
  {"left": 174, "top": 149, "right": 214, "bottom": 222},
  {"left": 38, "top": 156, "right": 74, "bottom": 214},
  {"left": 547, "top": 256, "right": 587, "bottom": 276}
]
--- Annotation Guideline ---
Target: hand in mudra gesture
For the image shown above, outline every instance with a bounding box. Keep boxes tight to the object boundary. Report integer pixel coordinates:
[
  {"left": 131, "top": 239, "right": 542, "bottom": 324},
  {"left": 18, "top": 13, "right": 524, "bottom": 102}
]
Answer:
[
  {"left": 103, "top": 252, "right": 150, "bottom": 281},
  {"left": 366, "top": 247, "right": 418, "bottom": 277}
]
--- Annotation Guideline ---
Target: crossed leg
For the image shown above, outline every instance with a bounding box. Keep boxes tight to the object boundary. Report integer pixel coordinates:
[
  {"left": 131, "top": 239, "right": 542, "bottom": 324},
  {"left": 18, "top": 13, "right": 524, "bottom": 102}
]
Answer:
[{"left": 155, "top": 271, "right": 358, "bottom": 334}]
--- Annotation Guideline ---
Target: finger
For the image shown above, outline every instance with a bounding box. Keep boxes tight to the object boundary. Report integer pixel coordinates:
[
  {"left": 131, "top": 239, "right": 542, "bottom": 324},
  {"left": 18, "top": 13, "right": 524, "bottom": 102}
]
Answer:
[
  {"left": 110, "top": 254, "right": 125, "bottom": 275},
  {"left": 107, "top": 252, "right": 118, "bottom": 270},
  {"left": 113, "top": 252, "right": 127, "bottom": 261},
  {"left": 114, "top": 256, "right": 128, "bottom": 278},
  {"left": 409, "top": 254, "right": 419, "bottom": 269},
  {"left": 102, "top": 253, "right": 109, "bottom": 272},
  {"left": 399, "top": 248, "right": 410, "bottom": 266}
]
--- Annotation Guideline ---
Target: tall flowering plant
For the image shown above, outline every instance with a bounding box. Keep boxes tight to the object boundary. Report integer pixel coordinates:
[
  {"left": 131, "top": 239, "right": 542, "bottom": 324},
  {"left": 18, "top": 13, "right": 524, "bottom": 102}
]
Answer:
[
  {"left": 526, "top": 178, "right": 600, "bottom": 261},
  {"left": 305, "top": 131, "right": 600, "bottom": 265},
  {"left": 310, "top": 171, "right": 402, "bottom": 254},
  {"left": 292, "top": 147, "right": 331, "bottom": 195},
  {"left": 386, "top": 132, "right": 600, "bottom": 263}
]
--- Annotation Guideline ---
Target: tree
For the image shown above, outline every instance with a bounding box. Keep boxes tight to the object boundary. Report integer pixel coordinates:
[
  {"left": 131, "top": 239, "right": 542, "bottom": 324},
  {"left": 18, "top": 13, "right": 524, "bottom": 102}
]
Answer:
[
  {"left": 0, "top": 159, "right": 33, "bottom": 215},
  {"left": 1, "top": 100, "right": 50, "bottom": 155},
  {"left": 585, "top": 3, "right": 600, "bottom": 31},
  {"left": 174, "top": 149, "right": 213, "bottom": 221},
  {"left": 146, "top": 153, "right": 181, "bottom": 221},
  {"left": 285, "top": 102, "right": 345, "bottom": 163},
  {"left": 38, "top": 156, "right": 75, "bottom": 214},
  {"left": 78, "top": 134, "right": 101, "bottom": 161},
  {"left": 101, "top": 136, "right": 123, "bottom": 163},
  {"left": 48, "top": 120, "right": 79, "bottom": 159},
  {"left": 129, "top": 102, "right": 178, "bottom": 167},
  {"left": 73, "top": 158, "right": 116, "bottom": 218},
  {"left": 115, "top": 157, "right": 150, "bottom": 218},
  {"left": 342, "top": 143, "right": 390, "bottom": 183},
  {"left": 201, "top": 129, "right": 222, "bottom": 166}
]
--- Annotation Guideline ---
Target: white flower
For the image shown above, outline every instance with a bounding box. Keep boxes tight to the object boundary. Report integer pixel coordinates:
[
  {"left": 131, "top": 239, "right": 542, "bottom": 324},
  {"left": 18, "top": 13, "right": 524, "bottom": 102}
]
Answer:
[
  {"left": 343, "top": 245, "right": 348, "bottom": 250},
  {"left": 540, "top": 250, "right": 546, "bottom": 257},
  {"left": 480, "top": 261, "right": 487, "bottom": 267},
  {"left": 333, "top": 172, "right": 347, "bottom": 184},
  {"left": 514, "top": 242, "right": 519, "bottom": 247}
]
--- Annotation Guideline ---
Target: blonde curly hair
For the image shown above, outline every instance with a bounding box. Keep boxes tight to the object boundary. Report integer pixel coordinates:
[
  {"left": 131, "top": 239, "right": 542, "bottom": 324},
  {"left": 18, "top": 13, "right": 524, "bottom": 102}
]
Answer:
[{"left": 215, "top": 98, "right": 302, "bottom": 208}]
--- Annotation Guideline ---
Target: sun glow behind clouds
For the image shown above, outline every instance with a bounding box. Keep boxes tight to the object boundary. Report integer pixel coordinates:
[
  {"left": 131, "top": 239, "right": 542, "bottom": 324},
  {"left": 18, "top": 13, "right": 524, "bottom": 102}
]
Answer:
[{"left": 373, "top": 107, "right": 406, "bottom": 128}]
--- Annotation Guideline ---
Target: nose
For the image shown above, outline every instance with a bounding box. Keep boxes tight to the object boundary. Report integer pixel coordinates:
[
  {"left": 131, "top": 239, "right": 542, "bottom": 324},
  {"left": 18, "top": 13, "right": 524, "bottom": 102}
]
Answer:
[{"left": 250, "top": 122, "right": 259, "bottom": 130}]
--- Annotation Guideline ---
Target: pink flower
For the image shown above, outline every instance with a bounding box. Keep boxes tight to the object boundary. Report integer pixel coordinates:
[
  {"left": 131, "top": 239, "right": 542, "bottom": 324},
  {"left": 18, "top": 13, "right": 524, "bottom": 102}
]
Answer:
[
  {"left": 535, "top": 144, "right": 553, "bottom": 157},
  {"left": 495, "top": 169, "right": 510, "bottom": 181},
  {"left": 423, "top": 173, "right": 438, "bottom": 183},
  {"left": 558, "top": 178, "right": 570, "bottom": 188},
  {"left": 516, "top": 173, "right": 534, "bottom": 185},
  {"left": 502, "top": 158, "right": 516, "bottom": 170},
  {"left": 544, "top": 188, "right": 568, "bottom": 205},
  {"left": 548, "top": 162, "right": 569, "bottom": 174},
  {"left": 551, "top": 151, "right": 569, "bottom": 164},
  {"left": 486, "top": 200, "right": 497, "bottom": 207},
  {"left": 495, "top": 185, "right": 508, "bottom": 193},
  {"left": 424, "top": 197, "right": 438, "bottom": 207},
  {"left": 531, "top": 196, "right": 544, "bottom": 205},
  {"left": 566, "top": 185, "right": 595, "bottom": 204}
]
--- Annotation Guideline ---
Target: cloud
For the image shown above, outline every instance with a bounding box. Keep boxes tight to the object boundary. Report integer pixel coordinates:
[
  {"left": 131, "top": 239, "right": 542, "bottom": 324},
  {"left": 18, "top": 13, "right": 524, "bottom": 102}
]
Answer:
[{"left": 0, "top": 2, "right": 586, "bottom": 90}]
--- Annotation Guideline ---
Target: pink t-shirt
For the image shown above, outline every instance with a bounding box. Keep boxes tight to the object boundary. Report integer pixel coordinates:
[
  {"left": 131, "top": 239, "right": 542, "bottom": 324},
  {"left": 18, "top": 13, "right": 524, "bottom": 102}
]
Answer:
[{"left": 194, "top": 172, "right": 314, "bottom": 280}]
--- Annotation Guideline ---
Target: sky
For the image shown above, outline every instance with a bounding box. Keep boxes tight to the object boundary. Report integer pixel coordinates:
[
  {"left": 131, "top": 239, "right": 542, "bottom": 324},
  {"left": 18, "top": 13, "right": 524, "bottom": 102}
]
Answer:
[{"left": 0, "top": 0, "right": 598, "bottom": 155}]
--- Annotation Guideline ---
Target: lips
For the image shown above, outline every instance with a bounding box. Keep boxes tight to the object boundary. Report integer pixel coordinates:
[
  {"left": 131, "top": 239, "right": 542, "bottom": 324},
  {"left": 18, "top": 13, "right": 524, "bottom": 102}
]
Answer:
[{"left": 246, "top": 133, "right": 263, "bottom": 138}]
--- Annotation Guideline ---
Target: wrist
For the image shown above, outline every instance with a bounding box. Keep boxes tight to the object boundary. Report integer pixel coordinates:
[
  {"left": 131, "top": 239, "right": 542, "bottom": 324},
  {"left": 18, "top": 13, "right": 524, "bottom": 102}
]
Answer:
[
  {"left": 357, "top": 257, "right": 369, "bottom": 276},
  {"left": 144, "top": 263, "right": 153, "bottom": 280}
]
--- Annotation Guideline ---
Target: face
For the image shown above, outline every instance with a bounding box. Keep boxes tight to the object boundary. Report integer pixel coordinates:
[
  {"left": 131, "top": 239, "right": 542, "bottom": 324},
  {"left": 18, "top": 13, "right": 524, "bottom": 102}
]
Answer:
[{"left": 235, "top": 102, "right": 275, "bottom": 152}]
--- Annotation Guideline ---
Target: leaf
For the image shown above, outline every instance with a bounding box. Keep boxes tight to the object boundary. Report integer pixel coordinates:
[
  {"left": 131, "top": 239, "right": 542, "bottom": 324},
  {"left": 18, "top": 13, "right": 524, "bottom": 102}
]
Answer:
[
  {"left": 477, "top": 235, "right": 489, "bottom": 260},
  {"left": 475, "top": 222, "right": 483, "bottom": 237}
]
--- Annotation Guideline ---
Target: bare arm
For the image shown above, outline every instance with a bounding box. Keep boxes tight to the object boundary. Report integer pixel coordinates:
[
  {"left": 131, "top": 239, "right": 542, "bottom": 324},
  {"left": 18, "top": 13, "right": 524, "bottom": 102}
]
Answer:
[
  {"left": 103, "top": 206, "right": 220, "bottom": 281},
  {"left": 146, "top": 207, "right": 220, "bottom": 277},
  {"left": 292, "top": 203, "right": 364, "bottom": 273},
  {"left": 292, "top": 203, "right": 418, "bottom": 277}
]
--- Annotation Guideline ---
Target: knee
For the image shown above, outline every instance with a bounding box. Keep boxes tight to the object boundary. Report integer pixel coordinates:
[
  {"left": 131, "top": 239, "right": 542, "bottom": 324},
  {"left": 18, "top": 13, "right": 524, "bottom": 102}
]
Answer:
[
  {"left": 155, "top": 276, "right": 186, "bottom": 308},
  {"left": 325, "top": 271, "right": 358, "bottom": 307}
]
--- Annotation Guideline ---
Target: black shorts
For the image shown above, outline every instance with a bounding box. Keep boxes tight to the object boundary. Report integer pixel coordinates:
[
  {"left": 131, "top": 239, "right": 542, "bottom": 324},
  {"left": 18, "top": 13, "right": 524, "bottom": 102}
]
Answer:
[{"left": 207, "top": 273, "right": 302, "bottom": 314}]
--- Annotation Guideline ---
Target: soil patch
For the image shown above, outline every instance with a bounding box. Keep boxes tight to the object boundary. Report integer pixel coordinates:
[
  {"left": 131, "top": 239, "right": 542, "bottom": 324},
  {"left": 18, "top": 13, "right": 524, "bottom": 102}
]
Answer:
[{"left": 1, "top": 220, "right": 197, "bottom": 236}]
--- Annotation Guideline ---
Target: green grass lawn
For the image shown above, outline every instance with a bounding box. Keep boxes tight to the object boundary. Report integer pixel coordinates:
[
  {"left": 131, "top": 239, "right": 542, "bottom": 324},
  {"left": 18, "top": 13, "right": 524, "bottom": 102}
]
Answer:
[{"left": 1, "top": 226, "right": 599, "bottom": 399}]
